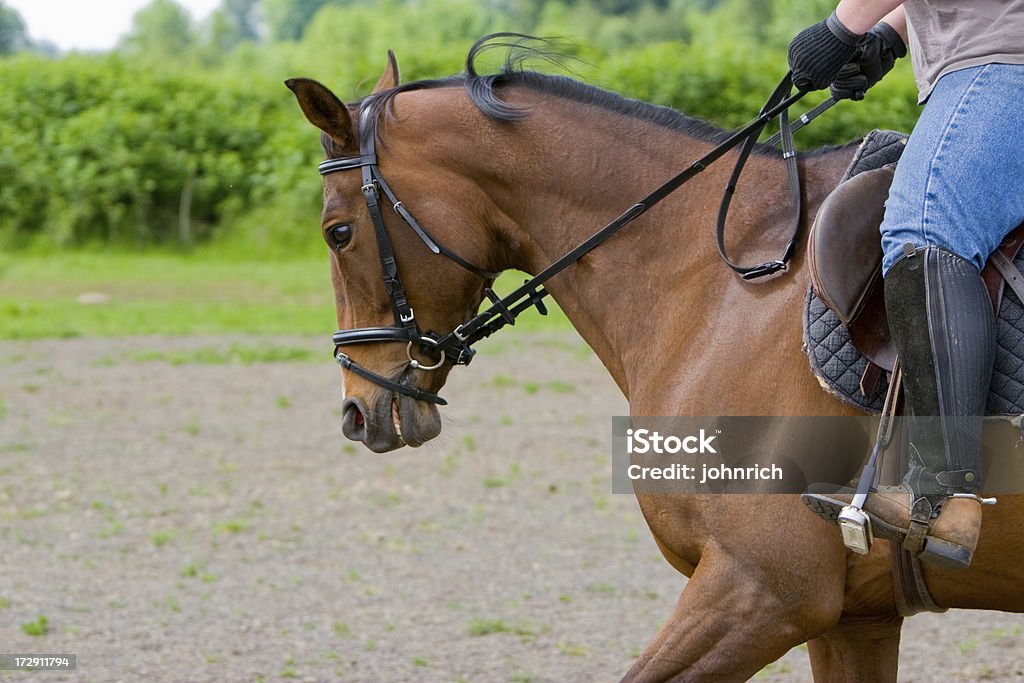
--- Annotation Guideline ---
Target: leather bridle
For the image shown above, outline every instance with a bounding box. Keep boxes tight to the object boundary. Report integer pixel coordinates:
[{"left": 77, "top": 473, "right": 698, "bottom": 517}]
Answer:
[
  {"left": 319, "top": 75, "right": 831, "bottom": 406},
  {"left": 322, "top": 107, "right": 500, "bottom": 406}
]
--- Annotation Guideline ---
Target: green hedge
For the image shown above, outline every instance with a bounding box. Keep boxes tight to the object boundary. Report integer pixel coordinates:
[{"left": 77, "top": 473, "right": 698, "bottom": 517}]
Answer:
[
  {"left": 0, "top": 0, "right": 923, "bottom": 252},
  {"left": 0, "top": 54, "right": 321, "bottom": 249}
]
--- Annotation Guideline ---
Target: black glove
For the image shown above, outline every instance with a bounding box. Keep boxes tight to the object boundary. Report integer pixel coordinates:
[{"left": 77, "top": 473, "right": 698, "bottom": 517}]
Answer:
[
  {"left": 788, "top": 11, "right": 862, "bottom": 92},
  {"left": 830, "top": 22, "right": 907, "bottom": 100}
]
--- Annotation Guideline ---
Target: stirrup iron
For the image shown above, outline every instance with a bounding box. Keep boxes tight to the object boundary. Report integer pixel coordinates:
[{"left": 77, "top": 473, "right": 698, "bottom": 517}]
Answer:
[
  {"left": 839, "top": 361, "right": 903, "bottom": 555},
  {"left": 838, "top": 505, "right": 874, "bottom": 555}
]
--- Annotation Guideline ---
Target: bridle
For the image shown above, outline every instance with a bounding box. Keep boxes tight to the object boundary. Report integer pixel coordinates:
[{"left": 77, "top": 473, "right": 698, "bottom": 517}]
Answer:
[
  {"left": 321, "top": 106, "right": 500, "bottom": 406},
  {"left": 320, "top": 75, "right": 833, "bottom": 406}
]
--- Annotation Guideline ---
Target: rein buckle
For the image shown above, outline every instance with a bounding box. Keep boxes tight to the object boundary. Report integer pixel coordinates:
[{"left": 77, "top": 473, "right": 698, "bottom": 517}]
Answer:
[{"left": 741, "top": 260, "right": 788, "bottom": 281}]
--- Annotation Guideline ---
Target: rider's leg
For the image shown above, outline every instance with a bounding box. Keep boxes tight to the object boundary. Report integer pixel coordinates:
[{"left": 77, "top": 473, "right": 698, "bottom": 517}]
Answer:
[
  {"left": 883, "top": 244, "right": 994, "bottom": 568},
  {"left": 804, "top": 63, "right": 1024, "bottom": 570}
]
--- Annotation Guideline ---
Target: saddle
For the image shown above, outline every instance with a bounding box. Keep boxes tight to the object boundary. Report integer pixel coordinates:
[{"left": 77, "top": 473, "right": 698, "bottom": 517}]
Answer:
[{"left": 805, "top": 130, "right": 1024, "bottom": 411}]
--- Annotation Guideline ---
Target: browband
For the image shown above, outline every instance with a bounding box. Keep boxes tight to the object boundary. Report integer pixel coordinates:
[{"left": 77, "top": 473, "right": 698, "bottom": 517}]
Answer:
[{"left": 319, "top": 155, "right": 377, "bottom": 174}]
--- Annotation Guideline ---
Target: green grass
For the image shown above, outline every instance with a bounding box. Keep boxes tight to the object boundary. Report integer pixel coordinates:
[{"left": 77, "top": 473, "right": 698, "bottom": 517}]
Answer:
[
  {"left": 468, "top": 618, "right": 513, "bottom": 636},
  {"left": 127, "top": 345, "right": 317, "bottom": 365},
  {"left": 0, "top": 252, "right": 571, "bottom": 339},
  {"left": 21, "top": 614, "right": 48, "bottom": 636},
  {"left": 467, "top": 617, "right": 536, "bottom": 638},
  {"left": 151, "top": 531, "right": 173, "bottom": 547},
  {"left": 0, "top": 252, "right": 333, "bottom": 338}
]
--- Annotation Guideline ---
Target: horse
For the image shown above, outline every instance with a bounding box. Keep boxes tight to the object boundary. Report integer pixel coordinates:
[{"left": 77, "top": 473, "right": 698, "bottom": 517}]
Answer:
[{"left": 286, "top": 35, "right": 1024, "bottom": 682}]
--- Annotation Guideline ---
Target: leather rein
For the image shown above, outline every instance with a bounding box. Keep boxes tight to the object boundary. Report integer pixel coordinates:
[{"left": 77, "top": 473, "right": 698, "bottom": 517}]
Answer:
[{"left": 321, "top": 74, "right": 832, "bottom": 405}]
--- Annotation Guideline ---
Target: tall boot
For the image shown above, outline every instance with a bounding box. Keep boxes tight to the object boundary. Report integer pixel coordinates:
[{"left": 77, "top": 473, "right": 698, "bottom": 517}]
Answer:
[{"left": 804, "top": 245, "right": 996, "bottom": 570}]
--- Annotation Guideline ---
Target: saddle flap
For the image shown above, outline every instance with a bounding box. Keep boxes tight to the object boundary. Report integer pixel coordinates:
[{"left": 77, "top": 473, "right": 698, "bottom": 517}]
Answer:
[{"left": 807, "top": 163, "right": 895, "bottom": 324}]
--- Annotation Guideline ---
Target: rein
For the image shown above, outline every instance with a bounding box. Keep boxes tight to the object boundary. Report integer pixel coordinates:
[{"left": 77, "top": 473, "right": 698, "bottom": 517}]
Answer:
[{"left": 320, "top": 74, "right": 832, "bottom": 405}]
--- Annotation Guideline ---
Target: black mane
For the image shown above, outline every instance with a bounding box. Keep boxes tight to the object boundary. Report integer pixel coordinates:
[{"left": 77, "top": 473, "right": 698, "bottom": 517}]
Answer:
[{"left": 357, "top": 33, "right": 743, "bottom": 147}]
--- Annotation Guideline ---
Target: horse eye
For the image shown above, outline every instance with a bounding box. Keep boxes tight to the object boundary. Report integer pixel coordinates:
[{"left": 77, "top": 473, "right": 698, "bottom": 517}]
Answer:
[{"left": 327, "top": 224, "right": 352, "bottom": 250}]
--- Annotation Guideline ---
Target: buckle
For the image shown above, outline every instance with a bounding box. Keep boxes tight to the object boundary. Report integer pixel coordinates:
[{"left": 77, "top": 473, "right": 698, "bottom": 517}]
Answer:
[
  {"left": 741, "top": 260, "right": 787, "bottom": 280},
  {"left": 449, "top": 345, "right": 476, "bottom": 366}
]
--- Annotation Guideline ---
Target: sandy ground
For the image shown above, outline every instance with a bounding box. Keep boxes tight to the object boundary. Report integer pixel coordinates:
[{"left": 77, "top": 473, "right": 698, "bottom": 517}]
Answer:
[{"left": 1, "top": 332, "right": 1022, "bottom": 682}]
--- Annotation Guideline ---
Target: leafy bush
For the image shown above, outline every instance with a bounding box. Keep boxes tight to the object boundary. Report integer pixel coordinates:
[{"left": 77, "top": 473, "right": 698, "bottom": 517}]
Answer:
[
  {"left": 0, "top": 0, "right": 923, "bottom": 252},
  {"left": 0, "top": 54, "right": 319, "bottom": 249}
]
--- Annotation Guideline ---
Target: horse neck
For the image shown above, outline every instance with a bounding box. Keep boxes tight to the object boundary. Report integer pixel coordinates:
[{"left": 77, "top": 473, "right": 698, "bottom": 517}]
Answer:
[
  {"left": 473, "top": 101, "right": 855, "bottom": 405},
  {"left": 395, "top": 90, "right": 854, "bottom": 407}
]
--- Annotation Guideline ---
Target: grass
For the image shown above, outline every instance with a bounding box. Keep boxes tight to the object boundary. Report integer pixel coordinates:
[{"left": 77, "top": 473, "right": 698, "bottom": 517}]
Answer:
[
  {"left": 21, "top": 614, "right": 49, "bottom": 636},
  {"left": 0, "top": 252, "right": 572, "bottom": 339},
  {"left": 468, "top": 618, "right": 512, "bottom": 636},
  {"left": 0, "top": 252, "right": 332, "bottom": 338},
  {"left": 151, "top": 531, "right": 173, "bottom": 547},
  {"left": 467, "top": 617, "right": 536, "bottom": 638},
  {"left": 213, "top": 518, "right": 250, "bottom": 534},
  {"left": 126, "top": 345, "right": 317, "bottom": 365}
]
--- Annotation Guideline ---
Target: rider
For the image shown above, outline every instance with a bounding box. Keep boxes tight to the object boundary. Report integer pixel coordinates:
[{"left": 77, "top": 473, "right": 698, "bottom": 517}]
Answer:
[{"left": 788, "top": 1, "right": 1024, "bottom": 570}]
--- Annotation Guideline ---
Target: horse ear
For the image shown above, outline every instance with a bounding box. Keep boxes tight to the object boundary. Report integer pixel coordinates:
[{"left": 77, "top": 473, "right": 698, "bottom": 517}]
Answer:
[
  {"left": 372, "top": 50, "right": 400, "bottom": 94},
  {"left": 285, "top": 77, "right": 356, "bottom": 151}
]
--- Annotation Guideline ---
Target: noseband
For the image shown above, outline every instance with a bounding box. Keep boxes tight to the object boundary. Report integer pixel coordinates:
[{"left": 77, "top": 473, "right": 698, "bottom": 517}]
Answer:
[{"left": 319, "top": 75, "right": 822, "bottom": 407}]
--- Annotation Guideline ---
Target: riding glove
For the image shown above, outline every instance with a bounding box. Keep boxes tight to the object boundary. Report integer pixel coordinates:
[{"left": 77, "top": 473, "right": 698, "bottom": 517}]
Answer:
[
  {"left": 830, "top": 22, "right": 907, "bottom": 100},
  {"left": 788, "top": 11, "right": 862, "bottom": 92}
]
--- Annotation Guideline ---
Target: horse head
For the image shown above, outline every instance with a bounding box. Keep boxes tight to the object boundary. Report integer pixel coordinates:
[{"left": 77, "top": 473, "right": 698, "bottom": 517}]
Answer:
[{"left": 286, "top": 53, "right": 500, "bottom": 452}]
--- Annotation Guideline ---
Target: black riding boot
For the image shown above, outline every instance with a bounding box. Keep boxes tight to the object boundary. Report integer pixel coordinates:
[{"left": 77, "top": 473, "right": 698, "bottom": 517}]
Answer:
[
  {"left": 884, "top": 245, "right": 995, "bottom": 568},
  {"left": 803, "top": 245, "right": 996, "bottom": 570}
]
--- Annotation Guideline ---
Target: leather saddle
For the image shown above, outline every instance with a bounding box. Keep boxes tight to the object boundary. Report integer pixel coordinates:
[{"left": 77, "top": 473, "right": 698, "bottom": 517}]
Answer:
[{"left": 808, "top": 163, "right": 1024, "bottom": 394}]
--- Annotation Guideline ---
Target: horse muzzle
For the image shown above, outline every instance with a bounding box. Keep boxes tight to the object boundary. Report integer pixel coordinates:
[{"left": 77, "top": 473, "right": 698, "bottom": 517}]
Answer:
[{"left": 341, "top": 379, "right": 442, "bottom": 452}]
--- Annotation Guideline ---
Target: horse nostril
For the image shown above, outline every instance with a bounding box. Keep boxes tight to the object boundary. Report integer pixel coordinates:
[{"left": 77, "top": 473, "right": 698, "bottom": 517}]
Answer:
[{"left": 341, "top": 398, "right": 368, "bottom": 441}]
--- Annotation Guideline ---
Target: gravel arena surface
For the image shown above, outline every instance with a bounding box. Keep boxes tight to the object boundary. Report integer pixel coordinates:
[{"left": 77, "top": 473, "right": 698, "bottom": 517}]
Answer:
[{"left": 1, "top": 332, "right": 1023, "bottom": 682}]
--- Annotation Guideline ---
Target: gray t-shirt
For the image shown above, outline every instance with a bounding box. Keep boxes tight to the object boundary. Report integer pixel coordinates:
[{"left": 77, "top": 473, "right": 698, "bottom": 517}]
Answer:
[{"left": 905, "top": 0, "right": 1024, "bottom": 101}]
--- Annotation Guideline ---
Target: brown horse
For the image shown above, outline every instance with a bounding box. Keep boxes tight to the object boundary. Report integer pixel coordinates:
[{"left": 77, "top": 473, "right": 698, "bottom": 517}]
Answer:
[{"left": 287, "top": 37, "right": 1024, "bottom": 682}]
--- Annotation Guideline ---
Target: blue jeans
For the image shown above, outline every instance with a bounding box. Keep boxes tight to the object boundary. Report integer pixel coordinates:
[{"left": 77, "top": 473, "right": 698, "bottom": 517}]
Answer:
[{"left": 881, "top": 63, "right": 1024, "bottom": 275}]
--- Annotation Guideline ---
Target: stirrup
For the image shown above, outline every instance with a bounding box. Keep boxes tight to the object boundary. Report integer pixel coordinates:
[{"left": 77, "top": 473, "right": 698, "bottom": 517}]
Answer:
[
  {"left": 838, "top": 361, "right": 903, "bottom": 555},
  {"left": 838, "top": 504, "right": 874, "bottom": 555}
]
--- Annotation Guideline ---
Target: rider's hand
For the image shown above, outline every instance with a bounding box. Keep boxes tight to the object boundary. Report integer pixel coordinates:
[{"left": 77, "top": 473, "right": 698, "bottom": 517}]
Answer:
[
  {"left": 830, "top": 22, "right": 907, "bottom": 101},
  {"left": 788, "top": 11, "right": 862, "bottom": 92}
]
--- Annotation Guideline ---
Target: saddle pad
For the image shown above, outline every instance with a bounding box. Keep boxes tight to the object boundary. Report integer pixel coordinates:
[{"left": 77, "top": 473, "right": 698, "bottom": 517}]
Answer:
[
  {"left": 803, "top": 130, "right": 1024, "bottom": 416},
  {"left": 805, "top": 264, "right": 1024, "bottom": 415}
]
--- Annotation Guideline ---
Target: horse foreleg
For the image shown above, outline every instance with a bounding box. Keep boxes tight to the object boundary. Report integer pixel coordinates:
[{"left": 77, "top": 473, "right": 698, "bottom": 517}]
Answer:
[
  {"left": 806, "top": 616, "right": 902, "bottom": 683},
  {"left": 621, "top": 548, "right": 845, "bottom": 683}
]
